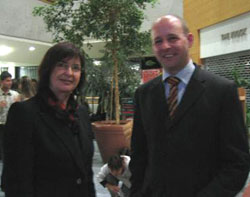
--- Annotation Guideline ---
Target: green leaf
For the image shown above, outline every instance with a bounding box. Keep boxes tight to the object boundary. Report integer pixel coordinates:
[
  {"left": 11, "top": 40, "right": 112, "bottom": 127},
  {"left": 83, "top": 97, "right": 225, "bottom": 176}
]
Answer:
[{"left": 33, "top": 0, "right": 157, "bottom": 122}]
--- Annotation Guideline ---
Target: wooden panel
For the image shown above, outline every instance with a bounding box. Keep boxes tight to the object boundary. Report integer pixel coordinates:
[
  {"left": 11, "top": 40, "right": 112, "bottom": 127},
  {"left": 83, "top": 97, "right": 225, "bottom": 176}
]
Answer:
[{"left": 184, "top": 0, "right": 250, "bottom": 63}]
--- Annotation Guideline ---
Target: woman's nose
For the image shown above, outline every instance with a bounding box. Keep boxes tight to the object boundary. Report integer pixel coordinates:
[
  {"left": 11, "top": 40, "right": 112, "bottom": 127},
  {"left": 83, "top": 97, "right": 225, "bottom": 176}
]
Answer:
[{"left": 64, "top": 66, "right": 74, "bottom": 75}]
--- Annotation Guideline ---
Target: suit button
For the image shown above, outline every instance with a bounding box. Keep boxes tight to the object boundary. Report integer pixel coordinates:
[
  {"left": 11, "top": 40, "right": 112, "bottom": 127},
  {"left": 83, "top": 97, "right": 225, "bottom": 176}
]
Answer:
[{"left": 76, "top": 178, "right": 82, "bottom": 185}]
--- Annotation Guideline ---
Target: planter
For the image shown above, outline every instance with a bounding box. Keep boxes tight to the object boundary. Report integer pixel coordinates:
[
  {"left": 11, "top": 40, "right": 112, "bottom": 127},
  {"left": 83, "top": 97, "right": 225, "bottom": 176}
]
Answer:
[{"left": 92, "top": 119, "right": 132, "bottom": 163}]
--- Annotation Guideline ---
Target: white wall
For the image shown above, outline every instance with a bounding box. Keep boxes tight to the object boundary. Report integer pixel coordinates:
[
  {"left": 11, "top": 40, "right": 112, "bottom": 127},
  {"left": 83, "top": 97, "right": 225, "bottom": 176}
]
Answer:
[
  {"left": 142, "top": 0, "right": 183, "bottom": 31},
  {"left": 0, "top": 0, "right": 53, "bottom": 42},
  {"left": 0, "top": 0, "right": 182, "bottom": 42},
  {"left": 0, "top": 0, "right": 183, "bottom": 62}
]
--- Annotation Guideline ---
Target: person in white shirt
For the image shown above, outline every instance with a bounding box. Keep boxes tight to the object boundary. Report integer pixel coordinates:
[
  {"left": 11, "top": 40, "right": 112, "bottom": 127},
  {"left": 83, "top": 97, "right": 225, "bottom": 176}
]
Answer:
[
  {"left": 0, "top": 71, "right": 20, "bottom": 124},
  {"left": 97, "top": 154, "right": 131, "bottom": 197},
  {"left": 0, "top": 71, "right": 19, "bottom": 160}
]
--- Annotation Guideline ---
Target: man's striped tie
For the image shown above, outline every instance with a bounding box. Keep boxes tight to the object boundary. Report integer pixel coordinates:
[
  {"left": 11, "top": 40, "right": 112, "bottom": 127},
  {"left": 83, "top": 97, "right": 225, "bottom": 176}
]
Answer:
[{"left": 166, "top": 76, "right": 180, "bottom": 119}]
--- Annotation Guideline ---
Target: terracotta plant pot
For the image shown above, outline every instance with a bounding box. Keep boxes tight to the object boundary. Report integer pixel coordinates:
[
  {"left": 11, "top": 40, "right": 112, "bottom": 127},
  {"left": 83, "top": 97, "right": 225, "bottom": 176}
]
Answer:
[{"left": 92, "top": 119, "right": 132, "bottom": 163}]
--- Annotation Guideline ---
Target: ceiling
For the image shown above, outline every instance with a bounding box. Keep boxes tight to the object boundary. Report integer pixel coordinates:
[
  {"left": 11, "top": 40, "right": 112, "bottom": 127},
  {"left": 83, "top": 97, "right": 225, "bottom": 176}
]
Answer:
[
  {"left": 0, "top": 35, "right": 51, "bottom": 67},
  {"left": 0, "top": 35, "right": 108, "bottom": 67},
  {"left": 0, "top": 0, "right": 181, "bottom": 68}
]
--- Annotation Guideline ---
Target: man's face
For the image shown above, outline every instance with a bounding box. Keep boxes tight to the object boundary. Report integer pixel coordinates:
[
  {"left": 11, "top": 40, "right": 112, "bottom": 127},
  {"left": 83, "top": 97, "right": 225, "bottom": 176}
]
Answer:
[
  {"left": 1, "top": 77, "right": 12, "bottom": 90},
  {"left": 152, "top": 16, "right": 193, "bottom": 74}
]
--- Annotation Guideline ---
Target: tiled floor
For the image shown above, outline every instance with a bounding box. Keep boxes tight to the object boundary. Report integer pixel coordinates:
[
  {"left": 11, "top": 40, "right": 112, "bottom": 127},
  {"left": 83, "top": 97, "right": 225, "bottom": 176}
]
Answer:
[{"left": 93, "top": 140, "right": 110, "bottom": 197}]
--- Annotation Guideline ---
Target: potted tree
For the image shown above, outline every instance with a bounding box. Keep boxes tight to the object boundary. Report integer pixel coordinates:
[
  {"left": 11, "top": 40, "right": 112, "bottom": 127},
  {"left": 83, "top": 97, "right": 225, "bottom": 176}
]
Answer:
[
  {"left": 231, "top": 66, "right": 250, "bottom": 123},
  {"left": 83, "top": 56, "right": 141, "bottom": 162},
  {"left": 33, "top": 0, "right": 155, "bottom": 162}
]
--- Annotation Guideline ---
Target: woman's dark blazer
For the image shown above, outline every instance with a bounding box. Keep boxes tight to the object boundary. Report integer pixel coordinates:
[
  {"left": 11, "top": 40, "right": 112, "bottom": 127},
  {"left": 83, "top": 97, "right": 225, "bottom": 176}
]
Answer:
[{"left": 1, "top": 94, "right": 96, "bottom": 197}]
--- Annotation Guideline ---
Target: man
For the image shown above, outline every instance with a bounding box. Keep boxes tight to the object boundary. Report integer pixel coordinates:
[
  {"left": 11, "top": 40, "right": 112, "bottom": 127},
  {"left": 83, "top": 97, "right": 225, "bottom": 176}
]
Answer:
[
  {"left": 129, "top": 15, "right": 250, "bottom": 197},
  {"left": 0, "top": 71, "right": 19, "bottom": 159},
  {"left": 97, "top": 154, "right": 131, "bottom": 197}
]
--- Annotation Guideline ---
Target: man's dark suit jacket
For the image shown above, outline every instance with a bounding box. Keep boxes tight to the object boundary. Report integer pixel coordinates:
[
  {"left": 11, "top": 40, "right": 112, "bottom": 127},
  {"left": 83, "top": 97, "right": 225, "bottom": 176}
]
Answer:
[
  {"left": 129, "top": 67, "right": 250, "bottom": 197},
  {"left": 1, "top": 94, "right": 96, "bottom": 197}
]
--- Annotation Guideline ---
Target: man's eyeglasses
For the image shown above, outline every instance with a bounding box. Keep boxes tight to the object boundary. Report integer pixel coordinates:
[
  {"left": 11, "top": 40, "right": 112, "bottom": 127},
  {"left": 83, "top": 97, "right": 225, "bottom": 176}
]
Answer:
[{"left": 56, "top": 61, "right": 81, "bottom": 72}]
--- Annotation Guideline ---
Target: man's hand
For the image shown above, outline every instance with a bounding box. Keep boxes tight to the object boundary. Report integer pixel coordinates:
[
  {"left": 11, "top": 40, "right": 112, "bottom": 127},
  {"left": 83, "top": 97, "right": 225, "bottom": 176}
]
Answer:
[{"left": 105, "top": 183, "right": 120, "bottom": 193}]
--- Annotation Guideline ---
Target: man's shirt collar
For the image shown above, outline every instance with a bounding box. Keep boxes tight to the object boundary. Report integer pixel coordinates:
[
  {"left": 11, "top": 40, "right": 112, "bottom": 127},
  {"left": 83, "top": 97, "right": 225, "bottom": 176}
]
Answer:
[
  {"left": 0, "top": 88, "right": 11, "bottom": 96},
  {"left": 162, "top": 59, "right": 195, "bottom": 85}
]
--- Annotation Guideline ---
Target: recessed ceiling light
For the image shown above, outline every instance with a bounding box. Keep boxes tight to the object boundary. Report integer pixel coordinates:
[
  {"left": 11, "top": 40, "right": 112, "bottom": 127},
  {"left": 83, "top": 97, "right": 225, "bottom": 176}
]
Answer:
[
  {"left": 0, "top": 45, "right": 13, "bottom": 56},
  {"left": 29, "top": 46, "right": 36, "bottom": 51}
]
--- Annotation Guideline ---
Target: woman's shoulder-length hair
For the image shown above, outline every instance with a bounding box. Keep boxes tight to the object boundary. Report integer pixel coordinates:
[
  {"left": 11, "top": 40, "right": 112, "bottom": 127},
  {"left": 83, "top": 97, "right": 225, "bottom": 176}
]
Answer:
[{"left": 38, "top": 42, "right": 85, "bottom": 96}]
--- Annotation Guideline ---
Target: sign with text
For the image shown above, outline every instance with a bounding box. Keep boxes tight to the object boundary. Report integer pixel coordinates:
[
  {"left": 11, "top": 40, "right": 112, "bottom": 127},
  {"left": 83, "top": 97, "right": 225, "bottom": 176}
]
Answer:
[
  {"left": 221, "top": 28, "right": 247, "bottom": 40},
  {"left": 200, "top": 12, "right": 250, "bottom": 58}
]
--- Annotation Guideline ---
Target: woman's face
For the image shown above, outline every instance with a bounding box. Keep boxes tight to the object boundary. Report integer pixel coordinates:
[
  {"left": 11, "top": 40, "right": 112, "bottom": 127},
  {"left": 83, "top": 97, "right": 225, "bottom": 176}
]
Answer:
[{"left": 49, "top": 56, "right": 81, "bottom": 97}]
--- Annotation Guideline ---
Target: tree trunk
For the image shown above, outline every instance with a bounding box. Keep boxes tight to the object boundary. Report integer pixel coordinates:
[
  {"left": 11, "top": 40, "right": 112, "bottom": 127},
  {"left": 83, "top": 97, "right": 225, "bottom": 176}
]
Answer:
[
  {"left": 109, "top": 69, "right": 114, "bottom": 120},
  {"left": 112, "top": 48, "right": 120, "bottom": 125}
]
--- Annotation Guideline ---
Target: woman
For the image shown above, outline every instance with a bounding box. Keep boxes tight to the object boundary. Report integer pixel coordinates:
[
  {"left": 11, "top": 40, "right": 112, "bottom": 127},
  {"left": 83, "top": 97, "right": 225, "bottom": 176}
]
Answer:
[
  {"left": 18, "top": 76, "right": 36, "bottom": 101},
  {"left": 1, "top": 42, "right": 96, "bottom": 197}
]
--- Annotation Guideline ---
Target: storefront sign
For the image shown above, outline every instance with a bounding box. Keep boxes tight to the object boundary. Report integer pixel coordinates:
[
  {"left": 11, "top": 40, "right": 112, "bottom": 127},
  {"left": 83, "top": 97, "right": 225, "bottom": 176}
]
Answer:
[
  {"left": 221, "top": 28, "right": 247, "bottom": 40},
  {"left": 200, "top": 12, "right": 250, "bottom": 58}
]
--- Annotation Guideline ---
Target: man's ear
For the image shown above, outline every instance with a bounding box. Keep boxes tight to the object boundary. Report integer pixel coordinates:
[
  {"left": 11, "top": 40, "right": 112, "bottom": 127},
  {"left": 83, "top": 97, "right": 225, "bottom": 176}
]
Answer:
[{"left": 187, "top": 33, "right": 194, "bottom": 48}]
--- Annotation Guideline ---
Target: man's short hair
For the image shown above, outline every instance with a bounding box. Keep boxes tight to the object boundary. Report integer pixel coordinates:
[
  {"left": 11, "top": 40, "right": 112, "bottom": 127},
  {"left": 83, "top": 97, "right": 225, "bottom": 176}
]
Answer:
[
  {"left": 152, "top": 14, "right": 190, "bottom": 35},
  {"left": 170, "top": 15, "right": 190, "bottom": 35},
  {"left": 107, "top": 154, "right": 123, "bottom": 171},
  {"left": 0, "top": 71, "right": 12, "bottom": 81}
]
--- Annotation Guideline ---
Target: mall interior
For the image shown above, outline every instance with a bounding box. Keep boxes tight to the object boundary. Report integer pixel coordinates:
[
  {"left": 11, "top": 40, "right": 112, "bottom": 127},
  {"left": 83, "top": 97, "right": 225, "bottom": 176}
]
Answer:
[{"left": 0, "top": 0, "right": 250, "bottom": 196}]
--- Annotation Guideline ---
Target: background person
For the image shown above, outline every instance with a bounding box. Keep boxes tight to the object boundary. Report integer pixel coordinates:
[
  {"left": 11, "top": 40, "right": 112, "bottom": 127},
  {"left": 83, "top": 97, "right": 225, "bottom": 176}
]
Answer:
[
  {"left": 129, "top": 15, "right": 250, "bottom": 197},
  {"left": 18, "top": 76, "right": 36, "bottom": 101},
  {"left": 0, "top": 71, "right": 19, "bottom": 160},
  {"left": 97, "top": 154, "right": 131, "bottom": 197},
  {"left": 31, "top": 78, "right": 38, "bottom": 92},
  {"left": 1, "top": 42, "right": 96, "bottom": 197},
  {"left": 10, "top": 78, "right": 20, "bottom": 92}
]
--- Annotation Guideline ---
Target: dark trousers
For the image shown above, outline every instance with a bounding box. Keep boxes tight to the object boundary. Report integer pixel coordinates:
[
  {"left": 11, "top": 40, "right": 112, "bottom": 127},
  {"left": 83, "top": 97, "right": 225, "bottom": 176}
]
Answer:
[
  {"left": 0, "top": 124, "right": 4, "bottom": 191},
  {"left": 106, "top": 173, "right": 130, "bottom": 197},
  {"left": 0, "top": 124, "right": 4, "bottom": 160}
]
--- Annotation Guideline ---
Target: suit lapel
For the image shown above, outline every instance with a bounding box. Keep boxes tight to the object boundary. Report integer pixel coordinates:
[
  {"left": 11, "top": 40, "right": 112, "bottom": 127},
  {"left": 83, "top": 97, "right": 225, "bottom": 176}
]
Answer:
[
  {"left": 39, "top": 112, "right": 87, "bottom": 175},
  {"left": 166, "top": 67, "right": 205, "bottom": 130},
  {"left": 150, "top": 77, "right": 172, "bottom": 131}
]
